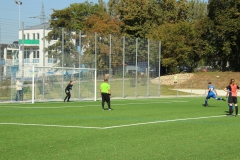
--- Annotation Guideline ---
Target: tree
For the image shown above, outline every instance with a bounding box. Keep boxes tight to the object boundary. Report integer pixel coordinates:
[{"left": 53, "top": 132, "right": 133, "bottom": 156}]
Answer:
[
  {"left": 188, "top": 0, "right": 207, "bottom": 22},
  {"left": 46, "top": 2, "right": 104, "bottom": 67},
  {"left": 202, "top": 0, "right": 240, "bottom": 71},
  {"left": 150, "top": 21, "right": 203, "bottom": 73},
  {"left": 108, "top": 0, "right": 163, "bottom": 38},
  {"left": 147, "top": 0, "right": 206, "bottom": 73},
  {"left": 81, "top": 7, "right": 123, "bottom": 73},
  {"left": 83, "top": 12, "right": 123, "bottom": 35}
]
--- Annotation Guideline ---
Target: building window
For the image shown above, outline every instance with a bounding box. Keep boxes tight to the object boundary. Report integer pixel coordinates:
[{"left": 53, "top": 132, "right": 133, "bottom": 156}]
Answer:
[
  {"left": 27, "top": 33, "right": 29, "bottom": 39},
  {"left": 33, "top": 49, "right": 39, "bottom": 58},
  {"left": 0, "top": 48, "right": 3, "bottom": 59},
  {"left": 24, "top": 48, "right": 30, "bottom": 63},
  {"left": 7, "top": 50, "right": 12, "bottom": 59},
  {"left": 24, "top": 48, "right": 30, "bottom": 58},
  {"left": 33, "top": 48, "right": 39, "bottom": 63},
  {"left": 33, "top": 33, "right": 35, "bottom": 40},
  {"left": 37, "top": 33, "right": 40, "bottom": 39}
]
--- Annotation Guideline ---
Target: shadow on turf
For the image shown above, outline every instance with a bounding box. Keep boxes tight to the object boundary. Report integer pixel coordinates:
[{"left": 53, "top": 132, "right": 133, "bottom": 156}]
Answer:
[{"left": 202, "top": 104, "right": 221, "bottom": 107}]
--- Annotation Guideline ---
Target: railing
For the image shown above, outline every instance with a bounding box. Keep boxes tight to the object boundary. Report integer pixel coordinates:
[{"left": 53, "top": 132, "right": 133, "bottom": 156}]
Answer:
[
  {"left": 0, "top": 59, "right": 5, "bottom": 65},
  {"left": 5, "top": 59, "right": 13, "bottom": 65},
  {"left": 48, "top": 58, "right": 57, "bottom": 63},
  {"left": 24, "top": 58, "right": 30, "bottom": 63},
  {"left": 33, "top": 58, "right": 40, "bottom": 63}
]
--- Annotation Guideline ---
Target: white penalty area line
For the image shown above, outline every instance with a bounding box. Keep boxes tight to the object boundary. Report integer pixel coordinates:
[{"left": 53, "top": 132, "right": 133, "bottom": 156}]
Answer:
[
  {"left": 101, "top": 115, "right": 226, "bottom": 129},
  {"left": 0, "top": 115, "right": 226, "bottom": 130},
  {"left": 0, "top": 100, "right": 188, "bottom": 109},
  {"left": 0, "top": 122, "right": 102, "bottom": 129}
]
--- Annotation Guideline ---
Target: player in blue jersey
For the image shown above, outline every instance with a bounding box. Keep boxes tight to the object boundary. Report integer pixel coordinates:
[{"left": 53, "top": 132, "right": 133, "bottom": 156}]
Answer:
[{"left": 203, "top": 82, "right": 226, "bottom": 106}]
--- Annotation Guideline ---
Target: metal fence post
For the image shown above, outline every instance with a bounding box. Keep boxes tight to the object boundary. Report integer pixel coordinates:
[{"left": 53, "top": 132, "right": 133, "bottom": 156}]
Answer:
[
  {"left": 109, "top": 34, "right": 111, "bottom": 83},
  {"left": 79, "top": 30, "right": 82, "bottom": 99},
  {"left": 61, "top": 28, "right": 64, "bottom": 99},
  {"left": 42, "top": 24, "right": 45, "bottom": 99},
  {"left": 122, "top": 36, "right": 125, "bottom": 98},
  {"left": 147, "top": 39, "right": 150, "bottom": 97},
  {"left": 135, "top": 38, "right": 138, "bottom": 98},
  {"left": 158, "top": 41, "right": 161, "bottom": 97},
  {"left": 21, "top": 22, "right": 24, "bottom": 101},
  {"left": 94, "top": 32, "right": 97, "bottom": 101}
]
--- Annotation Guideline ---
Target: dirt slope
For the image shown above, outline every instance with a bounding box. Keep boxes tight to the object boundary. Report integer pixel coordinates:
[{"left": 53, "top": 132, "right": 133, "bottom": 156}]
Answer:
[{"left": 151, "top": 72, "right": 240, "bottom": 89}]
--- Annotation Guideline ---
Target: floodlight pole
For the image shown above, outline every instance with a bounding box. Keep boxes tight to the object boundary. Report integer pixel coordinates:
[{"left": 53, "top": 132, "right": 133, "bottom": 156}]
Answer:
[
  {"left": 14, "top": 0, "right": 22, "bottom": 30},
  {"left": 14, "top": 0, "right": 23, "bottom": 79}
]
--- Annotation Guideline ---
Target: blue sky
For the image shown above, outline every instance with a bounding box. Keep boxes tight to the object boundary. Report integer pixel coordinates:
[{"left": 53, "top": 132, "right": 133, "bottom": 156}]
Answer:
[
  {"left": 0, "top": 0, "right": 207, "bottom": 44},
  {"left": 0, "top": 0, "right": 106, "bottom": 44}
]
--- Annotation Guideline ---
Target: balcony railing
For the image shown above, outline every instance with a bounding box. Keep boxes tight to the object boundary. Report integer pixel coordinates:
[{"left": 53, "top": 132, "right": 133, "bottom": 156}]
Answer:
[
  {"left": 24, "top": 58, "right": 40, "bottom": 63},
  {"left": 0, "top": 59, "right": 5, "bottom": 65},
  {"left": 48, "top": 58, "right": 57, "bottom": 63},
  {"left": 33, "top": 58, "right": 40, "bottom": 63},
  {"left": 24, "top": 58, "right": 30, "bottom": 63}
]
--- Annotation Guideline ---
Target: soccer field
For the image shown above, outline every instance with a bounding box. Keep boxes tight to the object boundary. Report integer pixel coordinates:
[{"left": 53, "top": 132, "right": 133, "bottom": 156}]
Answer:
[{"left": 0, "top": 97, "right": 239, "bottom": 159}]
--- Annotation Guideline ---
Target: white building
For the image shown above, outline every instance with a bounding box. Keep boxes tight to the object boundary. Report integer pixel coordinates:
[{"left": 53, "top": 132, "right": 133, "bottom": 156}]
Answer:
[
  {"left": 18, "top": 22, "right": 58, "bottom": 78},
  {"left": 1, "top": 22, "right": 82, "bottom": 80},
  {"left": 1, "top": 22, "right": 60, "bottom": 79}
]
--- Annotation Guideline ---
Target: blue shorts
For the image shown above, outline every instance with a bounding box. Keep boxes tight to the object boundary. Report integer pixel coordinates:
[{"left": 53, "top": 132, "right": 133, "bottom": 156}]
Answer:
[{"left": 206, "top": 93, "right": 217, "bottom": 99}]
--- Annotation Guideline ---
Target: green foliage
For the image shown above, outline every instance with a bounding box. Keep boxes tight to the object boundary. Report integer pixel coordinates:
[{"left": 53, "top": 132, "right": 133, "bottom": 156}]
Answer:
[
  {"left": 188, "top": 0, "right": 207, "bottom": 22},
  {"left": 150, "top": 21, "right": 203, "bottom": 72},
  {"left": 46, "top": 0, "right": 240, "bottom": 74},
  {"left": 47, "top": 2, "right": 106, "bottom": 68},
  {"left": 200, "top": 0, "right": 240, "bottom": 71},
  {"left": 110, "top": 0, "right": 163, "bottom": 38}
]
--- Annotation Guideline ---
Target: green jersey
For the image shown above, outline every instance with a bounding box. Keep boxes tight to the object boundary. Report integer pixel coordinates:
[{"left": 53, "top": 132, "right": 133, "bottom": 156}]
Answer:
[{"left": 100, "top": 82, "right": 110, "bottom": 93}]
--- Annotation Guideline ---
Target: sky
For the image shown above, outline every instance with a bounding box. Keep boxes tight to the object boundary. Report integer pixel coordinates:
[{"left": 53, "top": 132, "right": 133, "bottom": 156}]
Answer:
[
  {"left": 0, "top": 0, "right": 208, "bottom": 44},
  {"left": 0, "top": 0, "right": 106, "bottom": 44}
]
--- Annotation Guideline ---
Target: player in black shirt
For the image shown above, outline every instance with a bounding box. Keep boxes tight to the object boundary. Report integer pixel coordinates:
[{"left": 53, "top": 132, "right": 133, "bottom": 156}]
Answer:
[{"left": 64, "top": 81, "right": 73, "bottom": 102}]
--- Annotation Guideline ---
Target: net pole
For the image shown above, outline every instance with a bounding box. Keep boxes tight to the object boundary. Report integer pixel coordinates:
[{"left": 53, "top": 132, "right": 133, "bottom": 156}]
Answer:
[{"left": 32, "top": 65, "right": 35, "bottom": 104}]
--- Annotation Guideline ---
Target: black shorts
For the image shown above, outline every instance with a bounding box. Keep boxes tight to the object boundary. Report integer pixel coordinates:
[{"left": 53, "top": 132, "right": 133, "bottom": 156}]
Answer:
[
  {"left": 101, "top": 93, "right": 110, "bottom": 103},
  {"left": 229, "top": 96, "right": 237, "bottom": 104},
  {"left": 232, "top": 97, "right": 238, "bottom": 104}
]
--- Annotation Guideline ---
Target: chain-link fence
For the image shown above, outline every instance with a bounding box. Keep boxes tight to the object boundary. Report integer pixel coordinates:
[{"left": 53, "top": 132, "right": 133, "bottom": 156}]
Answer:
[{"left": 0, "top": 27, "right": 207, "bottom": 102}]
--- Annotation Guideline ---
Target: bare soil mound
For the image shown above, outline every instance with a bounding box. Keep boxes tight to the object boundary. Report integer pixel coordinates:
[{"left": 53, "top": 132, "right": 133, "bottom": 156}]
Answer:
[
  {"left": 151, "top": 72, "right": 240, "bottom": 89},
  {"left": 150, "top": 73, "right": 194, "bottom": 85}
]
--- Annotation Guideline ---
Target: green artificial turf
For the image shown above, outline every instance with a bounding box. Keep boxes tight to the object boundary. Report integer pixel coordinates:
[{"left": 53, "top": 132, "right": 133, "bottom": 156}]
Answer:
[{"left": 0, "top": 97, "right": 239, "bottom": 160}]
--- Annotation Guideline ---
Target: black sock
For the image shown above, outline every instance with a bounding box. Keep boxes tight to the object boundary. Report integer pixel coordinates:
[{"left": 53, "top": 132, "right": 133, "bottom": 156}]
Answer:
[
  {"left": 107, "top": 102, "right": 111, "bottom": 109},
  {"left": 236, "top": 106, "right": 238, "bottom": 115}
]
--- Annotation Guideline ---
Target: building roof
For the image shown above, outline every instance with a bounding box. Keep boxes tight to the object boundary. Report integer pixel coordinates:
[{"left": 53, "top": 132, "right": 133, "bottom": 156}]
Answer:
[
  {"left": 7, "top": 43, "right": 19, "bottom": 49},
  {"left": 25, "top": 22, "right": 51, "bottom": 30}
]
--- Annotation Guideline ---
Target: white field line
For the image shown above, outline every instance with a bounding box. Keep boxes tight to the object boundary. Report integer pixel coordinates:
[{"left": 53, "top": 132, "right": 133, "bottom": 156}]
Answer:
[
  {"left": 0, "top": 122, "right": 102, "bottom": 129},
  {"left": 100, "top": 115, "right": 226, "bottom": 129},
  {"left": 0, "top": 115, "right": 227, "bottom": 130},
  {"left": 0, "top": 101, "right": 186, "bottom": 109}
]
